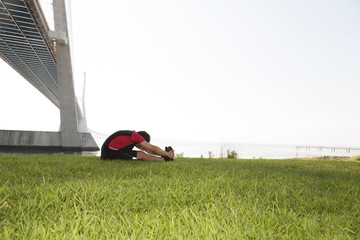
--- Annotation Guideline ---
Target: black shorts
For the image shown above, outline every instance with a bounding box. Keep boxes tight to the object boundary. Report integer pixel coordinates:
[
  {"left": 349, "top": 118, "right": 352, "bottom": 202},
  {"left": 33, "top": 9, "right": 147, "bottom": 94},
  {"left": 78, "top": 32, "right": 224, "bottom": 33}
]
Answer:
[
  {"left": 101, "top": 144, "right": 138, "bottom": 160},
  {"left": 101, "top": 149, "right": 137, "bottom": 160}
]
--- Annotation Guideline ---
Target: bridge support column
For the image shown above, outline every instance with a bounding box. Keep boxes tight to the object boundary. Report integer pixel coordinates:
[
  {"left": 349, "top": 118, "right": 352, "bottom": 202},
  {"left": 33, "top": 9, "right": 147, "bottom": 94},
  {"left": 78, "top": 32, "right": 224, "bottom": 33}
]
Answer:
[
  {"left": 53, "top": 0, "right": 98, "bottom": 152},
  {"left": 54, "top": 0, "right": 79, "bottom": 150}
]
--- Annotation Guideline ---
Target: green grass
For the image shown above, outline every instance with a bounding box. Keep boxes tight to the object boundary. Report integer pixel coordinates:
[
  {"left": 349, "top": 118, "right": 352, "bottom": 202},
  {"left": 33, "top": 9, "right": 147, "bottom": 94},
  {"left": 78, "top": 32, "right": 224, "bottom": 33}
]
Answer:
[{"left": 0, "top": 155, "right": 359, "bottom": 239}]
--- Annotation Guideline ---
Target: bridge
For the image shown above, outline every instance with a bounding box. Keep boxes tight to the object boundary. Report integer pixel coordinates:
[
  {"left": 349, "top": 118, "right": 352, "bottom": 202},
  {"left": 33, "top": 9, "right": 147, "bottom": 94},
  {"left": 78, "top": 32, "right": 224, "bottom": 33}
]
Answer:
[
  {"left": 0, "top": 0, "right": 99, "bottom": 154},
  {"left": 296, "top": 145, "right": 360, "bottom": 154}
]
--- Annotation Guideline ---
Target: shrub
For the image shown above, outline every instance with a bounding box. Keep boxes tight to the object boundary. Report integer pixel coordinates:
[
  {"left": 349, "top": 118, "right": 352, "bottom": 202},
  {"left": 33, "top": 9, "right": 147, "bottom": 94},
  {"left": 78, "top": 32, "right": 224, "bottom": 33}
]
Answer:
[{"left": 227, "top": 150, "right": 238, "bottom": 159}]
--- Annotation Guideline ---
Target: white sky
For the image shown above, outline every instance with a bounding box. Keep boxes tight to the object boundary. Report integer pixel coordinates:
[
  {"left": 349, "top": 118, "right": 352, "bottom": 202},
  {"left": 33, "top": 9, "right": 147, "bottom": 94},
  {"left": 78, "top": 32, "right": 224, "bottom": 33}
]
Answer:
[{"left": 1, "top": 0, "right": 360, "bottom": 147}]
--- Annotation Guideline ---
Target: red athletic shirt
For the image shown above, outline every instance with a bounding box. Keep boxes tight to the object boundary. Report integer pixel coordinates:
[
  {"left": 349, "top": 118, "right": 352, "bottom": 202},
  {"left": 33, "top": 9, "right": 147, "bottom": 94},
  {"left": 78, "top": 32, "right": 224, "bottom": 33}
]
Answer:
[{"left": 108, "top": 131, "right": 146, "bottom": 150}]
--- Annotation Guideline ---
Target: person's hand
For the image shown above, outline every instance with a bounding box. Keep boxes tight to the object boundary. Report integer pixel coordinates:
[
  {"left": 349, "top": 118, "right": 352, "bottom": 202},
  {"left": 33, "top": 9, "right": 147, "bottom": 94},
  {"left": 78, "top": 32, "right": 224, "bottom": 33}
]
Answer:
[
  {"left": 164, "top": 146, "right": 175, "bottom": 161},
  {"left": 167, "top": 150, "right": 175, "bottom": 159}
]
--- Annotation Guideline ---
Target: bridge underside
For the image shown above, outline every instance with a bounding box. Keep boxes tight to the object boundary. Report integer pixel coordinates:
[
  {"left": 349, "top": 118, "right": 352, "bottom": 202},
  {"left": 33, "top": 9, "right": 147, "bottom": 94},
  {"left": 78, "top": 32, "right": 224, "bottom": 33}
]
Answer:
[{"left": 0, "top": 0, "right": 59, "bottom": 106}]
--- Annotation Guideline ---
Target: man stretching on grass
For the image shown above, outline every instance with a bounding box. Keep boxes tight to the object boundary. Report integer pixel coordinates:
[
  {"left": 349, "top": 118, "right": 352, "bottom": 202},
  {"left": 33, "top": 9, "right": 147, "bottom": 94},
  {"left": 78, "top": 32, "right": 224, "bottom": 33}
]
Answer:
[{"left": 101, "top": 130, "right": 175, "bottom": 162}]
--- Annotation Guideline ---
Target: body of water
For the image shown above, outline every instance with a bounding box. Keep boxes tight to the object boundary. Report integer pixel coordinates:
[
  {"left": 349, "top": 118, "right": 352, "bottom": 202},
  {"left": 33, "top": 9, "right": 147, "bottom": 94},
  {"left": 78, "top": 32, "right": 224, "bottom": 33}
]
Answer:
[{"left": 96, "top": 138, "right": 360, "bottom": 159}]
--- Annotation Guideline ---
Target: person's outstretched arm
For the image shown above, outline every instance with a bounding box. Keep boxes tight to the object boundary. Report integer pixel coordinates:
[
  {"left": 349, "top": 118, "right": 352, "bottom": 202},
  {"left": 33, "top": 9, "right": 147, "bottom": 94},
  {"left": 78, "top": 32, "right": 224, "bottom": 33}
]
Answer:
[
  {"left": 136, "top": 142, "right": 175, "bottom": 161},
  {"left": 136, "top": 143, "right": 156, "bottom": 155}
]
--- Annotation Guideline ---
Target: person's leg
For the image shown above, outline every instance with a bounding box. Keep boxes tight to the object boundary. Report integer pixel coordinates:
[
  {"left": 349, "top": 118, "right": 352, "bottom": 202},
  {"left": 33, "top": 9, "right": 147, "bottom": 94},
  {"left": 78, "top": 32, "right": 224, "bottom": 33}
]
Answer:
[{"left": 136, "top": 151, "right": 165, "bottom": 161}]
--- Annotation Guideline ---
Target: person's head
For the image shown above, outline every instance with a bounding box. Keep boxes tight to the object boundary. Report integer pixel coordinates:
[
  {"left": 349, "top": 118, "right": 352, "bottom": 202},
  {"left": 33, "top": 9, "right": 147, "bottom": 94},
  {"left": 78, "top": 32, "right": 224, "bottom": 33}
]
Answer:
[{"left": 137, "top": 131, "right": 151, "bottom": 142}]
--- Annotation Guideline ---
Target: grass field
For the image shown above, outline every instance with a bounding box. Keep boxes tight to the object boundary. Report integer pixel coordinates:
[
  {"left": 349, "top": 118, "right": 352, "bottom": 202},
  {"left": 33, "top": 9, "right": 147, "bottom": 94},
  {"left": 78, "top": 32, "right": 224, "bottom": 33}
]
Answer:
[{"left": 0, "top": 155, "right": 359, "bottom": 239}]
